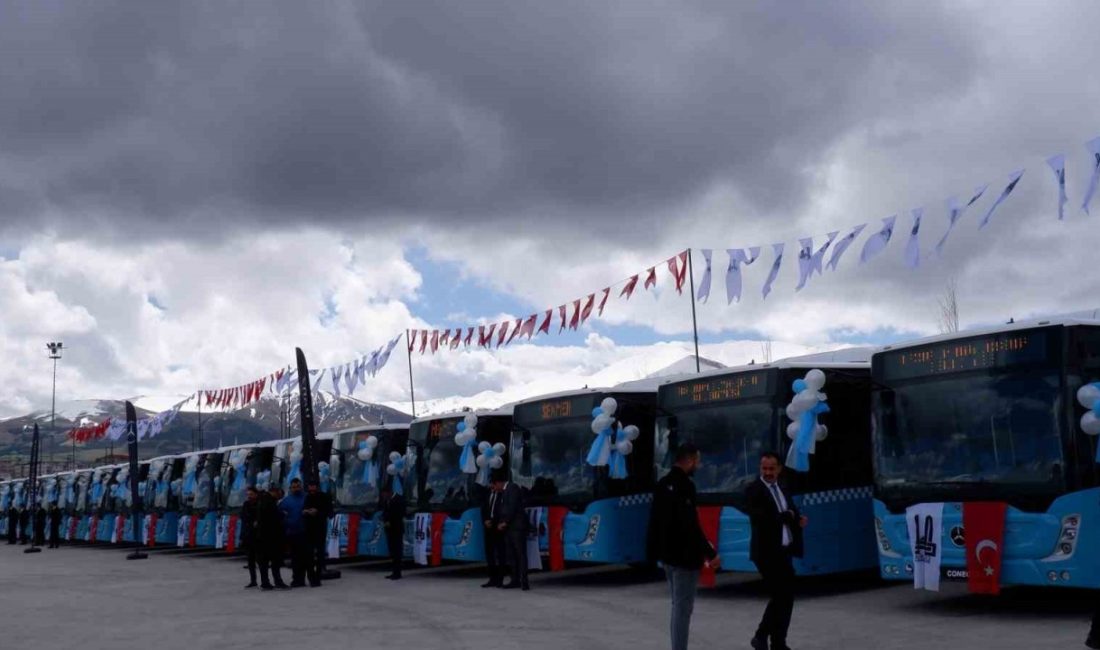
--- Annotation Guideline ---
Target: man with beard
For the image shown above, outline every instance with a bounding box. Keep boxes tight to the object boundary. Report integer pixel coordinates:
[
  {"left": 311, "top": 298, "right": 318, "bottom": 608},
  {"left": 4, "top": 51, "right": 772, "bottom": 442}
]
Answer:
[
  {"left": 381, "top": 486, "right": 405, "bottom": 580},
  {"left": 648, "top": 443, "right": 719, "bottom": 650},
  {"left": 302, "top": 480, "right": 333, "bottom": 586}
]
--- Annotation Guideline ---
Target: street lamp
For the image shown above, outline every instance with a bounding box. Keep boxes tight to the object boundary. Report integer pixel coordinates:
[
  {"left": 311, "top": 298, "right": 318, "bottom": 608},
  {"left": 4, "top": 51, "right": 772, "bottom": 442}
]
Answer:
[{"left": 47, "top": 342, "right": 63, "bottom": 472}]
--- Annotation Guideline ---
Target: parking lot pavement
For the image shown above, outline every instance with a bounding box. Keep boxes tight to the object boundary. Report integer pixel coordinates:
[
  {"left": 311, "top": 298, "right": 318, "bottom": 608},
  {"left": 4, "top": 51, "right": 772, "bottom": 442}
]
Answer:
[{"left": 0, "top": 544, "right": 1090, "bottom": 649}]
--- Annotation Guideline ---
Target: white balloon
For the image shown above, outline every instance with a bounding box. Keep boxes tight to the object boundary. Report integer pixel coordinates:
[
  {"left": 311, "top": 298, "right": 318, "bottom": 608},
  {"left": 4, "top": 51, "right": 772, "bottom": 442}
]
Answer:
[
  {"left": 1078, "top": 384, "right": 1100, "bottom": 410},
  {"left": 592, "top": 414, "right": 613, "bottom": 434},
  {"left": 476, "top": 455, "right": 488, "bottom": 468},
  {"left": 464, "top": 413, "right": 478, "bottom": 429},
  {"left": 492, "top": 443, "right": 507, "bottom": 456},
  {"left": 291, "top": 439, "right": 302, "bottom": 453},
  {"left": 389, "top": 451, "right": 401, "bottom": 462},
  {"left": 804, "top": 369, "right": 826, "bottom": 392},
  {"left": 787, "top": 422, "right": 800, "bottom": 440},
  {"left": 386, "top": 464, "right": 397, "bottom": 475},
  {"left": 615, "top": 440, "right": 634, "bottom": 455},
  {"left": 785, "top": 403, "right": 803, "bottom": 420},
  {"left": 490, "top": 457, "right": 504, "bottom": 469},
  {"left": 1081, "top": 411, "right": 1100, "bottom": 436},
  {"left": 600, "top": 397, "right": 618, "bottom": 417},
  {"left": 366, "top": 436, "right": 378, "bottom": 449},
  {"left": 793, "top": 391, "right": 818, "bottom": 411},
  {"left": 357, "top": 448, "right": 372, "bottom": 462},
  {"left": 815, "top": 424, "right": 828, "bottom": 442},
  {"left": 623, "top": 425, "right": 640, "bottom": 441},
  {"left": 478, "top": 441, "right": 490, "bottom": 453}
]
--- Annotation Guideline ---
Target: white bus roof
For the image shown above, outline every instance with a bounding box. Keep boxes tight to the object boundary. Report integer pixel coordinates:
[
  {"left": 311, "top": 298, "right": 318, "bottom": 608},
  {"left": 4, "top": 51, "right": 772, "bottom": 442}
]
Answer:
[
  {"left": 658, "top": 347, "right": 873, "bottom": 388},
  {"left": 410, "top": 404, "right": 515, "bottom": 426},
  {"left": 875, "top": 309, "right": 1100, "bottom": 355},
  {"left": 513, "top": 379, "right": 660, "bottom": 408},
  {"left": 328, "top": 423, "right": 410, "bottom": 436}
]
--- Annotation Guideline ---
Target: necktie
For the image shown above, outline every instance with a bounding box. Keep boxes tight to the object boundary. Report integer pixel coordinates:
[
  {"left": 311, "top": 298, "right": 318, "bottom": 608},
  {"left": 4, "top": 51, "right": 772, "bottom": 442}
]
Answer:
[{"left": 769, "top": 483, "right": 783, "bottom": 510}]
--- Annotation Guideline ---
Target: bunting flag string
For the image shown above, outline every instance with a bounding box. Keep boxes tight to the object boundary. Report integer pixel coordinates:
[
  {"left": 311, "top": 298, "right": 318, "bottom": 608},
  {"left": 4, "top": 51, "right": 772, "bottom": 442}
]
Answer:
[{"left": 826, "top": 225, "right": 864, "bottom": 272}]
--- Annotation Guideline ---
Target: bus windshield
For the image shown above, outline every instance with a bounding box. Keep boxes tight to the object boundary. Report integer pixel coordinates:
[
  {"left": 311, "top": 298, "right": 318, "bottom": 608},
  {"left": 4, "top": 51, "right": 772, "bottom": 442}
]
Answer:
[
  {"left": 412, "top": 436, "right": 475, "bottom": 510},
  {"left": 659, "top": 400, "right": 775, "bottom": 494},
  {"left": 875, "top": 370, "right": 1064, "bottom": 489},
  {"left": 510, "top": 421, "right": 598, "bottom": 503},
  {"left": 334, "top": 435, "right": 384, "bottom": 508},
  {"left": 193, "top": 456, "right": 222, "bottom": 510}
]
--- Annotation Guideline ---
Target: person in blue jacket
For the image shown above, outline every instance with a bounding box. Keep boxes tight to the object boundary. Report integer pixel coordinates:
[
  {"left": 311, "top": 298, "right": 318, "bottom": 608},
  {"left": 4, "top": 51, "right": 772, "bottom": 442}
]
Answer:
[{"left": 279, "top": 478, "right": 315, "bottom": 587}]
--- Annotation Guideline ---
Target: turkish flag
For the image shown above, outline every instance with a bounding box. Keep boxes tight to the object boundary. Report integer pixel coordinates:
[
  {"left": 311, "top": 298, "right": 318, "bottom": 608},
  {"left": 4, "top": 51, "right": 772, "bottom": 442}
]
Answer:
[
  {"left": 644, "top": 266, "right": 658, "bottom": 290},
  {"left": 697, "top": 506, "right": 722, "bottom": 588},
  {"left": 620, "top": 275, "right": 639, "bottom": 299},
  {"left": 547, "top": 506, "right": 569, "bottom": 571},
  {"left": 579, "top": 293, "right": 595, "bottom": 324},
  {"left": 430, "top": 513, "right": 447, "bottom": 566},
  {"left": 596, "top": 287, "right": 611, "bottom": 316},
  {"left": 346, "top": 513, "right": 361, "bottom": 556},
  {"left": 963, "top": 502, "right": 1007, "bottom": 595}
]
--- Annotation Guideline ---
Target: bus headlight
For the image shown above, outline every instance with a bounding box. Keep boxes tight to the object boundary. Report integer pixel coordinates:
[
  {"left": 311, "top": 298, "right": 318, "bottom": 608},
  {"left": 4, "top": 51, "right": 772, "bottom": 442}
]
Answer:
[
  {"left": 875, "top": 517, "right": 901, "bottom": 558},
  {"left": 1042, "top": 513, "right": 1080, "bottom": 562}
]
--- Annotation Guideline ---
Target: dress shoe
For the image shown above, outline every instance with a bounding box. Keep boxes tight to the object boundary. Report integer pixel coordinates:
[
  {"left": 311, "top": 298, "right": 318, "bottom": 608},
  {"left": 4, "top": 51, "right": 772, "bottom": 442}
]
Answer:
[
  {"left": 521, "top": 583, "right": 530, "bottom": 592},
  {"left": 1086, "top": 636, "right": 1100, "bottom": 650},
  {"left": 260, "top": 584, "right": 274, "bottom": 591},
  {"left": 244, "top": 582, "right": 257, "bottom": 589},
  {"left": 750, "top": 637, "right": 768, "bottom": 650},
  {"left": 309, "top": 581, "right": 322, "bottom": 588},
  {"left": 481, "top": 581, "right": 502, "bottom": 588},
  {"left": 274, "top": 583, "right": 290, "bottom": 590},
  {"left": 501, "top": 582, "right": 520, "bottom": 590}
]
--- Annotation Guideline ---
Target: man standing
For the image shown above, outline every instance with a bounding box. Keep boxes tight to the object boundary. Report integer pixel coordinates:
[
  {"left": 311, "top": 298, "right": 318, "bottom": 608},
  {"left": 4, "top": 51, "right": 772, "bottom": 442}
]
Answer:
[
  {"left": 33, "top": 504, "right": 47, "bottom": 547},
  {"left": 303, "top": 480, "right": 333, "bottom": 586},
  {"left": 18, "top": 506, "right": 29, "bottom": 544},
  {"left": 48, "top": 503, "right": 61, "bottom": 549},
  {"left": 258, "top": 488, "right": 289, "bottom": 590},
  {"left": 746, "top": 451, "right": 807, "bottom": 650},
  {"left": 648, "top": 442, "right": 719, "bottom": 650},
  {"left": 7, "top": 504, "right": 18, "bottom": 544},
  {"left": 279, "top": 478, "right": 313, "bottom": 587},
  {"left": 493, "top": 472, "right": 529, "bottom": 591},
  {"left": 381, "top": 486, "right": 405, "bottom": 580},
  {"left": 481, "top": 481, "right": 506, "bottom": 588},
  {"left": 241, "top": 487, "right": 260, "bottom": 588}
]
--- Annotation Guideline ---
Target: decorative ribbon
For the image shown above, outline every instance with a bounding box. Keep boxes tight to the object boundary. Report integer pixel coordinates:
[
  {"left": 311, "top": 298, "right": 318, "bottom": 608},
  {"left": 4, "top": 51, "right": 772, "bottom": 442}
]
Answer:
[
  {"left": 387, "top": 452, "right": 407, "bottom": 496},
  {"left": 607, "top": 423, "right": 641, "bottom": 480},
  {"left": 318, "top": 462, "right": 332, "bottom": 493},
  {"left": 456, "top": 414, "right": 480, "bottom": 474}
]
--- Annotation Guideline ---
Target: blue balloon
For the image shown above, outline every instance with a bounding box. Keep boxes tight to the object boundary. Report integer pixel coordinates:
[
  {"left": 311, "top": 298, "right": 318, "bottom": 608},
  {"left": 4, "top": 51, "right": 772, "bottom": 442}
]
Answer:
[
  {"left": 456, "top": 421, "right": 466, "bottom": 433},
  {"left": 592, "top": 407, "right": 604, "bottom": 418},
  {"left": 1093, "top": 403, "right": 1100, "bottom": 418},
  {"left": 792, "top": 379, "right": 808, "bottom": 393}
]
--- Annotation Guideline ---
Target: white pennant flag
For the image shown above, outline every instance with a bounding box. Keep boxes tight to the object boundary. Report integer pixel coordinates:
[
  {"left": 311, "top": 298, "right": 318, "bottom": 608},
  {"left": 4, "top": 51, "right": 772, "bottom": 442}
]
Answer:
[
  {"left": 1081, "top": 137, "right": 1100, "bottom": 215},
  {"left": 725, "top": 247, "right": 760, "bottom": 304},
  {"left": 761, "top": 243, "right": 784, "bottom": 300},
  {"left": 934, "top": 185, "right": 987, "bottom": 256},
  {"left": 330, "top": 366, "right": 343, "bottom": 398},
  {"left": 810, "top": 231, "right": 838, "bottom": 276},
  {"left": 795, "top": 238, "right": 814, "bottom": 291},
  {"left": 859, "top": 216, "right": 897, "bottom": 264},
  {"left": 905, "top": 208, "right": 923, "bottom": 269},
  {"left": 695, "top": 249, "right": 713, "bottom": 303},
  {"left": 1047, "top": 154, "right": 1068, "bottom": 221},
  {"left": 977, "top": 169, "right": 1025, "bottom": 230},
  {"left": 311, "top": 369, "right": 326, "bottom": 393},
  {"left": 375, "top": 335, "right": 401, "bottom": 374},
  {"left": 826, "top": 224, "right": 865, "bottom": 271},
  {"left": 345, "top": 363, "right": 359, "bottom": 396}
]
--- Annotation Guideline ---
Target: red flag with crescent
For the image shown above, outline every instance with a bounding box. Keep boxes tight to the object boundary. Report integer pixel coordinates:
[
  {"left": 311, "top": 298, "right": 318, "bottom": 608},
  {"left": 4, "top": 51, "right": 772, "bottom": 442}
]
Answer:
[{"left": 963, "top": 501, "right": 1007, "bottom": 595}]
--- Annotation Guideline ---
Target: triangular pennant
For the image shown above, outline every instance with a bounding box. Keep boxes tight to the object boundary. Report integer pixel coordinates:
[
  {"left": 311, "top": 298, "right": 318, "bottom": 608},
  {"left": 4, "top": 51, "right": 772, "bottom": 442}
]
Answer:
[
  {"left": 761, "top": 243, "right": 784, "bottom": 300},
  {"left": 620, "top": 275, "right": 639, "bottom": 300},
  {"left": 568, "top": 299, "right": 581, "bottom": 330},
  {"left": 430, "top": 330, "right": 440, "bottom": 354},
  {"left": 696, "top": 250, "right": 713, "bottom": 303},
  {"left": 644, "top": 267, "right": 657, "bottom": 291},
  {"left": 859, "top": 216, "right": 897, "bottom": 264},
  {"left": 810, "top": 231, "right": 838, "bottom": 276},
  {"left": 439, "top": 329, "right": 451, "bottom": 349},
  {"left": 407, "top": 330, "right": 416, "bottom": 353},
  {"left": 1047, "top": 154, "right": 1067, "bottom": 221},
  {"left": 450, "top": 330, "right": 462, "bottom": 350},
  {"left": 934, "top": 187, "right": 984, "bottom": 256},
  {"left": 521, "top": 314, "right": 538, "bottom": 339},
  {"left": 478, "top": 324, "right": 496, "bottom": 348},
  {"left": 977, "top": 170, "right": 1025, "bottom": 229},
  {"left": 579, "top": 293, "right": 595, "bottom": 324},
  {"left": 596, "top": 287, "right": 611, "bottom": 316},
  {"left": 1083, "top": 137, "right": 1100, "bottom": 215},
  {"left": 826, "top": 225, "right": 865, "bottom": 271},
  {"left": 419, "top": 330, "right": 429, "bottom": 355},
  {"left": 464, "top": 327, "right": 475, "bottom": 347},
  {"left": 538, "top": 309, "right": 553, "bottom": 335},
  {"left": 795, "top": 238, "right": 814, "bottom": 291},
  {"left": 725, "top": 247, "right": 761, "bottom": 304},
  {"left": 558, "top": 304, "right": 568, "bottom": 333},
  {"left": 905, "top": 208, "right": 922, "bottom": 269},
  {"left": 496, "top": 321, "right": 511, "bottom": 347},
  {"left": 506, "top": 318, "right": 524, "bottom": 345}
]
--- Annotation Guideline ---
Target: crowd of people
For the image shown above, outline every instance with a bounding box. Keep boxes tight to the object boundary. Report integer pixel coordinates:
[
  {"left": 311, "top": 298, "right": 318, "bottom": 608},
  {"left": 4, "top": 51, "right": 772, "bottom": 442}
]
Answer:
[
  {"left": 6, "top": 501, "right": 63, "bottom": 549},
  {"left": 239, "top": 478, "right": 333, "bottom": 590}
]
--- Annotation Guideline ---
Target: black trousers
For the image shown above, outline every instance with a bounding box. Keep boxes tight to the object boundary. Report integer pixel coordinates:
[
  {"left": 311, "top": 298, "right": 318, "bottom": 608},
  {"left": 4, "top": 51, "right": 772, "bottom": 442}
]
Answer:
[
  {"left": 484, "top": 529, "right": 506, "bottom": 584},
  {"left": 386, "top": 531, "right": 403, "bottom": 576},
  {"left": 245, "top": 541, "right": 259, "bottom": 584},
  {"left": 288, "top": 533, "right": 317, "bottom": 586},
  {"left": 259, "top": 543, "right": 287, "bottom": 587},
  {"left": 6, "top": 521, "right": 14, "bottom": 544},
  {"left": 503, "top": 529, "right": 528, "bottom": 587},
  {"left": 48, "top": 527, "right": 60, "bottom": 548},
  {"left": 309, "top": 531, "right": 327, "bottom": 581},
  {"left": 1089, "top": 600, "right": 1100, "bottom": 645},
  {"left": 754, "top": 553, "right": 796, "bottom": 644}
]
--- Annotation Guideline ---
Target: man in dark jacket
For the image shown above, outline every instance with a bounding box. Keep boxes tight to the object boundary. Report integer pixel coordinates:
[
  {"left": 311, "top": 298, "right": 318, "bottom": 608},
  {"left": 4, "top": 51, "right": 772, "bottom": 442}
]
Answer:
[
  {"left": 302, "top": 480, "right": 333, "bottom": 586},
  {"left": 481, "top": 481, "right": 507, "bottom": 588},
  {"left": 381, "top": 486, "right": 405, "bottom": 580},
  {"left": 18, "top": 507, "right": 29, "bottom": 544},
  {"left": 7, "top": 505, "right": 18, "bottom": 544},
  {"left": 492, "top": 472, "right": 529, "bottom": 591},
  {"left": 257, "top": 489, "right": 288, "bottom": 590},
  {"left": 241, "top": 487, "right": 260, "bottom": 588},
  {"left": 48, "top": 504, "right": 62, "bottom": 548},
  {"left": 746, "top": 451, "right": 807, "bottom": 650},
  {"left": 648, "top": 442, "right": 718, "bottom": 650},
  {"left": 279, "top": 478, "right": 312, "bottom": 587},
  {"left": 33, "top": 505, "right": 47, "bottom": 547}
]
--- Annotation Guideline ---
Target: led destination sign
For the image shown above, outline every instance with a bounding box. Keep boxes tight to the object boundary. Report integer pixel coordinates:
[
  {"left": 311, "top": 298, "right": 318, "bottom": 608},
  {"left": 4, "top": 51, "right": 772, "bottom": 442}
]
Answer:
[
  {"left": 662, "top": 371, "right": 770, "bottom": 409},
  {"left": 879, "top": 330, "right": 1052, "bottom": 380},
  {"left": 515, "top": 395, "right": 599, "bottom": 425}
]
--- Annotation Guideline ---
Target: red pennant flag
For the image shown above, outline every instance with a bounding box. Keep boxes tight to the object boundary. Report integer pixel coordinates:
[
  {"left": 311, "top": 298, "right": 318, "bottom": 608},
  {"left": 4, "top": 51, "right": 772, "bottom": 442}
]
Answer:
[
  {"left": 537, "top": 309, "right": 553, "bottom": 335},
  {"left": 274, "top": 368, "right": 285, "bottom": 385},
  {"left": 496, "top": 321, "right": 511, "bottom": 347},
  {"left": 464, "top": 327, "right": 475, "bottom": 347},
  {"left": 620, "top": 275, "right": 639, "bottom": 300},
  {"left": 430, "top": 330, "right": 440, "bottom": 354},
  {"left": 568, "top": 299, "right": 581, "bottom": 330},
  {"left": 257, "top": 377, "right": 267, "bottom": 396},
  {"left": 596, "top": 287, "right": 611, "bottom": 316},
  {"left": 644, "top": 266, "right": 658, "bottom": 290},
  {"left": 450, "top": 330, "right": 462, "bottom": 350},
  {"left": 505, "top": 318, "right": 524, "bottom": 345},
  {"left": 667, "top": 250, "right": 689, "bottom": 293},
  {"left": 478, "top": 324, "right": 497, "bottom": 347},
  {"left": 419, "top": 329, "right": 429, "bottom": 354},
  {"left": 557, "top": 304, "right": 568, "bottom": 333},
  {"left": 406, "top": 330, "right": 416, "bottom": 352},
  {"left": 579, "top": 293, "right": 595, "bottom": 324},
  {"left": 205, "top": 391, "right": 214, "bottom": 406},
  {"left": 521, "top": 314, "right": 538, "bottom": 339},
  {"left": 439, "top": 329, "right": 451, "bottom": 349},
  {"left": 964, "top": 502, "right": 1008, "bottom": 595}
]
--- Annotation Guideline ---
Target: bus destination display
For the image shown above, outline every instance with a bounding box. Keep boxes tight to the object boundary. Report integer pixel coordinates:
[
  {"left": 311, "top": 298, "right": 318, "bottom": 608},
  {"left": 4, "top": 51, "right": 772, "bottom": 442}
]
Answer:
[
  {"left": 427, "top": 418, "right": 458, "bottom": 441},
  {"left": 879, "top": 330, "right": 1050, "bottom": 380},
  {"left": 664, "top": 371, "right": 769, "bottom": 408},
  {"left": 516, "top": 395, "right": 598, "bottom": 423}
]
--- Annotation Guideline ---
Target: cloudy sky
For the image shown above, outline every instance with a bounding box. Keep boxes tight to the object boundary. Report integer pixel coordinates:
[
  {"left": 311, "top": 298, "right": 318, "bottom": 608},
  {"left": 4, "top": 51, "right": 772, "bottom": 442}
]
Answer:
[{"left": 2, "top": 0, "right": 1099, "bottom": 419}]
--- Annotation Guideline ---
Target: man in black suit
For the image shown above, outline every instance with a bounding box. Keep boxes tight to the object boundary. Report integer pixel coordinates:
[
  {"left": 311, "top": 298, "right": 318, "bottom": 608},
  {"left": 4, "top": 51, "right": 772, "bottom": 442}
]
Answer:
[
  {"left": 6, "top": 506, "right": 17, "bottom": 544},
  {"left": 48, "top": 504, "right": 62, "bottom": 549},
  {"left": 381, "top": 486, "right": 406, "bottom": 580},
  {"left": 481, "top": 481, "right": 507, "bottom": 588},
  {"left": 302, "top": 480, "right": 333, "bottom": 586},
  {"left": 492, "top": 473, "right": 529, "bottom": 591},
  {"left": 746, "top": 451, "right": 807, "bottom": 650}
]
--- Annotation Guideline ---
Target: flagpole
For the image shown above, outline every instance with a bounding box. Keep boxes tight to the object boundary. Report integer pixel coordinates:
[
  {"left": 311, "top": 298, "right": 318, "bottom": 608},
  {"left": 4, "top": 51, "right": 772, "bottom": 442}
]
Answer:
[
  {"left": 687, "top": 248, "right": 701, "bottom": 373},
  {"left": 405, "top": 331, "right": 417, "bottom": 418}
]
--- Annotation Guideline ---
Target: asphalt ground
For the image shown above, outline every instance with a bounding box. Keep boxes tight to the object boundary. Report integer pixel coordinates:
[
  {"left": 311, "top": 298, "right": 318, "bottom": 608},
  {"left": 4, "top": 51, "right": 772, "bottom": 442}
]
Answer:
[{"left": 0, "top": 543, "right": 1092, "bottom": 649}]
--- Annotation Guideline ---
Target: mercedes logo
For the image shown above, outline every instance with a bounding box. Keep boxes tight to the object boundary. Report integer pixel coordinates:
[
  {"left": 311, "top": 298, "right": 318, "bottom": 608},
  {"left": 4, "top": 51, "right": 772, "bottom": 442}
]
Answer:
[{"left": 949, "top": 526, "right": 965, "bottom": 547}]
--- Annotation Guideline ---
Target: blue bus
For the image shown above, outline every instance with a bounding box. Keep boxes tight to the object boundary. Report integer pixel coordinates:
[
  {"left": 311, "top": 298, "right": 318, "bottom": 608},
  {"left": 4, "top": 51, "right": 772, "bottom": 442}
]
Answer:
[
  {"left": 179, "top": 451, "right": 225, "bottom": 547},
  {"left": 405, "top": 407, "right": 514, "bottom": 565},
  {"left": 872, "top": 314, "right": 1100, "bottom": 589},
  {"left": 329, "top": 424, "right": 410, "bottom": 559},
  {"left": 511, "top": 382, "right": 659, "bottom": 568},
  {"left": 656, "top": 350, "right": 878, "bottom": 577}
]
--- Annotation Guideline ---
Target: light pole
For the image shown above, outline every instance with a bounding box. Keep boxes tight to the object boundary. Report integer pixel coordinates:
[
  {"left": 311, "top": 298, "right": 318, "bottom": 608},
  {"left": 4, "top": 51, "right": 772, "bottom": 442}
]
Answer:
[{"left": 47, "top": 342, "right": 64, "bottom": 472}]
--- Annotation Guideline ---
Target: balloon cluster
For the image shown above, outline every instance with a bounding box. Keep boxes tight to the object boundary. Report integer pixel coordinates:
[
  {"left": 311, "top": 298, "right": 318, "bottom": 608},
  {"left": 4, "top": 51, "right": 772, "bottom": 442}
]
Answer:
[
  {"left": 357, "top": 436, "right": 380, "bottom": 485},
  {"left": 784, "top": 369, "right": 830, "bottom": 472},
  {"left": 182, "top": 457, "right": 200, "bottom": 496},
  {"left": 386, "top": 451, "right": 409, "bottom": 495},
  {"left": 317, "top": 461, "right": 332, "bottom": 492},
  {"left": 288, "top": 440, "right": 304, "bottom": 483},
  {"left": 455, "top": 413, "right": 480, "bottom": 474},
  {"left": 229, "top": 449, "right": 249, "bottom": 491},
  {"left": 586, "top": 397, "right": 639, "bottom": 479},
  {"left": 1076, "top": 383, "right": 1100, "bottom": 462},
  {"left": 255, "top": 470, "right": 272, "bottom": 491},
  {"left": 475, "top": 441, "right": 506, "bottom": 486},
  {"left": 327, "top": 453, "right": 341, "bottom": 490}
]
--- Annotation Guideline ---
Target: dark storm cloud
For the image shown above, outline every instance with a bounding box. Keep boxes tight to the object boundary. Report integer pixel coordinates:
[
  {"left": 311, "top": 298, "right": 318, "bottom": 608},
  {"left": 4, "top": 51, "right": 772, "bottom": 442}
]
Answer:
[{"left": 0, "top": 1, "right": 980, "bottom": 240}]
